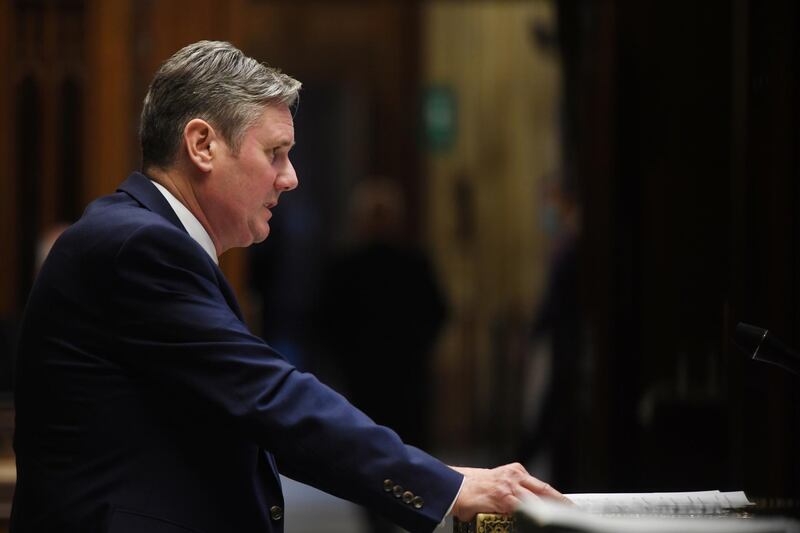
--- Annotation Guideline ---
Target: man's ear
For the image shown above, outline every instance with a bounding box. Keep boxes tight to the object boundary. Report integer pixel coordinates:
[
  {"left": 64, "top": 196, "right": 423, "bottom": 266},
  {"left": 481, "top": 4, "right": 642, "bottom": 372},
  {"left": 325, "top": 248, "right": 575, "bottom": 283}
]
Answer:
[{"left": 183, "top": 118, "right": 219, "bottom": 173}]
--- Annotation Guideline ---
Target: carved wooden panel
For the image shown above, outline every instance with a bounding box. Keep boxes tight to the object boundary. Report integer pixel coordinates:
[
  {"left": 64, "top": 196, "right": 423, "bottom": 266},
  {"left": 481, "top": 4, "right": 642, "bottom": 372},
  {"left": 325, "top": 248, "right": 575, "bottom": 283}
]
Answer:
[{"left": 5, "top": 0, "right": 87, "bottom": 310}]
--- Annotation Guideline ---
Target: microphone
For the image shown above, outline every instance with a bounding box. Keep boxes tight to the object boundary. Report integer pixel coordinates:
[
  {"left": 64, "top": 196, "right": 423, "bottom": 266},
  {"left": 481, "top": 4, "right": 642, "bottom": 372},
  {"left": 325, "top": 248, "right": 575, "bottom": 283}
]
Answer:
[{"left": 735, "top": 322, "right": 800, "bottom": 376}]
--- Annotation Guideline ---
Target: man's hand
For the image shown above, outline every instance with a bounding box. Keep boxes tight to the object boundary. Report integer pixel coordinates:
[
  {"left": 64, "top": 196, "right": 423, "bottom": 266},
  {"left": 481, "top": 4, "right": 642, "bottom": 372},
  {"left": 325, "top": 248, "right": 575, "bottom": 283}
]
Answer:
[{"left": 449, "top": 463, "right": 570, "bottom": 522}]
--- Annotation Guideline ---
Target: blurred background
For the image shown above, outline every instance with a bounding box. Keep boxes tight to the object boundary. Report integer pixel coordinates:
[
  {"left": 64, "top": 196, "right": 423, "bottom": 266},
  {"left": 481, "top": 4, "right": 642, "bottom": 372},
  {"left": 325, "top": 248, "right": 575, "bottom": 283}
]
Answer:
[{"left": 0, "top": 0, "right": 799, "bottom": 530}]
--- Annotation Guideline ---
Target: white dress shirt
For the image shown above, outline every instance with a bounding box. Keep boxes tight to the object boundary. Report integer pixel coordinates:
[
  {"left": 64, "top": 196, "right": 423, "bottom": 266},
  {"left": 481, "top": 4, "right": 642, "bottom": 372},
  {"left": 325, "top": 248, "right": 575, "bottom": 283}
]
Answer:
[{"left": 151, "top": 180, "right": 218, "bottom": 265}]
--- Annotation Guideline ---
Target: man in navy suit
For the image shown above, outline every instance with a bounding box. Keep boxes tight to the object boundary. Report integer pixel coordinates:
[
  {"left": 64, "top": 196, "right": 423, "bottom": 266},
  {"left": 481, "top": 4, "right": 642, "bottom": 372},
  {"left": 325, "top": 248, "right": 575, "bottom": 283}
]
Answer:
[{"left": 11, "top": 41, "right": 565, "bottom": 533}]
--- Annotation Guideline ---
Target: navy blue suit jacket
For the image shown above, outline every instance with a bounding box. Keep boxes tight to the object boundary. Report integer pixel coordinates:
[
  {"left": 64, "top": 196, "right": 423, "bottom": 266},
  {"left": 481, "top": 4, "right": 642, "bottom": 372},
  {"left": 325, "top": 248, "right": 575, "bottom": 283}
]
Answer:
[{"left": 11, "top": 173, "right": 462, "bottom": 533}]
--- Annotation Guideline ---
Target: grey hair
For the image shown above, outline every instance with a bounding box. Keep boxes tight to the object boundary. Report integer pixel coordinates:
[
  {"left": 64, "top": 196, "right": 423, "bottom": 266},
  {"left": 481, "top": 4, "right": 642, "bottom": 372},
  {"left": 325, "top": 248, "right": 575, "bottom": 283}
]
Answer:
[{"left": 139, "top": 40, "right": 301, "bottom": 170}]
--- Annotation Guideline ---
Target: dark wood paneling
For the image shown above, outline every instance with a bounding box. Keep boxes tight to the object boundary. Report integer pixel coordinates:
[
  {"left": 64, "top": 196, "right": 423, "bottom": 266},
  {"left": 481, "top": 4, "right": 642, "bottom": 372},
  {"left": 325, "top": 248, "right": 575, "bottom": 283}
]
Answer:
[
  {"left": 83, "top": 0, "right": 133, "bottom": 202},
  {"left": 566, "top": 0, "right": 800, "bottom": 498},
  {"left": 735, "top": 0, "right": 800, "bottom": 500},
  {"left": 0, "top": 0, "right": 15, "bottom": 317}
]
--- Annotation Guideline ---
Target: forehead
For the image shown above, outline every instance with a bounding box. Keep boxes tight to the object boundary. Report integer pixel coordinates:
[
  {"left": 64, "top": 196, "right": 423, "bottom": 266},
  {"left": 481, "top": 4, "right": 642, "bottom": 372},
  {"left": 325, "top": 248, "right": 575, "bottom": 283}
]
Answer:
[{"left": 246, "top": 104, "right": 295, "bottom": 146}]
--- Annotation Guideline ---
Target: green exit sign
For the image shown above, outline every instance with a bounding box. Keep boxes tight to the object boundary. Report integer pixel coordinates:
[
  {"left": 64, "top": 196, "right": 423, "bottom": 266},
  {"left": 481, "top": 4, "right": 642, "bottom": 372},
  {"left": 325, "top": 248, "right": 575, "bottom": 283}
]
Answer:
[{"left": 423, "top": 86, "right": 457, "bottom": 153}]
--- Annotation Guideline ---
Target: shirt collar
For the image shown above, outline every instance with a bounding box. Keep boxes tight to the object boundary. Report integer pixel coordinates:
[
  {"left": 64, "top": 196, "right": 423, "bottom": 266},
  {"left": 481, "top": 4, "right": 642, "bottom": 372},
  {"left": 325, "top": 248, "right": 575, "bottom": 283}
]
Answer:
[{"left": 150, "top": 180, "right": 219, "bottom": 265}]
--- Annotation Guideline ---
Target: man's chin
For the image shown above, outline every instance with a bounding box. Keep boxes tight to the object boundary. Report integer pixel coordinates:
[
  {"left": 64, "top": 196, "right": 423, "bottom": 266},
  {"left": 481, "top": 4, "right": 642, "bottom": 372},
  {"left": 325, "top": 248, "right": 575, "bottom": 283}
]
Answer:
[{"left": 253, "top": 227, "right": 270, "bottom": 244}]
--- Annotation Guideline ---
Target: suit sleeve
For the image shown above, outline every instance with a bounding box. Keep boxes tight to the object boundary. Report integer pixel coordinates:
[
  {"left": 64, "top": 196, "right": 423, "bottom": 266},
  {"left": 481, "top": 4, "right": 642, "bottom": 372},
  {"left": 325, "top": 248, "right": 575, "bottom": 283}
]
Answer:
[{"left": 110, "top": 224, "right": 463, "bottom": 533}]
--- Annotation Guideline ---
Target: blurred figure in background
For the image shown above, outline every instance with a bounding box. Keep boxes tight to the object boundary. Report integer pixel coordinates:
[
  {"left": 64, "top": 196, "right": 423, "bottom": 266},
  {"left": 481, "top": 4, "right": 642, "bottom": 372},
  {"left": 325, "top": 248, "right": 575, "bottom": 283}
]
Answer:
[
  {"left": 0, "top": 223, "right": 69, "bottom": 394},
  {"left": 34, "top": 224, "right": 70, "bottom": 276},
  {"left": 516, "top": 176, "right": 585, "bottom": 492},
  {"left": 0, "top": 223, "right": 69, "bottom": 456},
  {"left": 318, "top": 177, "right": 447, "bottom": 533}
]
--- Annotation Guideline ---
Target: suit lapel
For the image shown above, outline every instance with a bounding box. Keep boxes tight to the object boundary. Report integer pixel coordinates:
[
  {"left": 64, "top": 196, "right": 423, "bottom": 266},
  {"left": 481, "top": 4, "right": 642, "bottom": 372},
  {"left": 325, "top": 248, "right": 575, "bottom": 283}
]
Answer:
[
  {"left": 117, "top": 172, "right": 187, "bottom": 233},
  {"left": 117, "top": 172, "right": 245, "bottom": 321}
]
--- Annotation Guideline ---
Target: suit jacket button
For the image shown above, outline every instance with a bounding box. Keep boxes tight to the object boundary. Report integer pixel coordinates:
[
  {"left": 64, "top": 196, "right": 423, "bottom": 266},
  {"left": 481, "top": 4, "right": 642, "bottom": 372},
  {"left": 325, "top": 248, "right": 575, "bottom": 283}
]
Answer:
[
  {"left": 270, "top": 505, "right": 283, "bottom": 521},
  {"left": 392, "top": 485, "right": 404, "bottom": 498},
  {"left": 412, "top": 496, "right": 424, "bottom": 509},
  {"left": 402, "top": 491, "right": 414, "bottom": 504},
  {"left": 383, "top": 479, "right": 394, "bottom": 492}
]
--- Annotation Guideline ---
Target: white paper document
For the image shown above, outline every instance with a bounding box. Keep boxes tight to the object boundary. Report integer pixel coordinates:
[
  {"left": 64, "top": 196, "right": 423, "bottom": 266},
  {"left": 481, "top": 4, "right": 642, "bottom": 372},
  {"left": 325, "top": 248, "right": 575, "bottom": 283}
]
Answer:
[
  {"left": 516, "top": 491, "right": 800, "bottom": 533},
  {"left": 565, "top": 490, "right": 753, "bottom": 515}
]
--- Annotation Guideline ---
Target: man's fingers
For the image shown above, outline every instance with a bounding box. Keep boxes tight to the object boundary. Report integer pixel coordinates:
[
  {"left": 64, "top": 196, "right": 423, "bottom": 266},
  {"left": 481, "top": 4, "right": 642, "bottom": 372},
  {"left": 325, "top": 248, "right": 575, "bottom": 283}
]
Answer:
[
  {"left": 494, "top": 463, "right": 569, "bottom": 505},
  {"left": 520, "top": 474, "right": 571, "bottom": 503},
  {"left": 500, "top": 493, "right": 523, "bottom": 515}
]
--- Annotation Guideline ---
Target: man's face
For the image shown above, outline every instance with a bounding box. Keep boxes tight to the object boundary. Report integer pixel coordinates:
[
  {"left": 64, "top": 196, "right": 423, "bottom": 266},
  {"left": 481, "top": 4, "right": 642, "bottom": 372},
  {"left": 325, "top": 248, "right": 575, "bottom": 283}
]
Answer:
[{"left": 204, "top": 104, "right": 297, "bottom": 253}]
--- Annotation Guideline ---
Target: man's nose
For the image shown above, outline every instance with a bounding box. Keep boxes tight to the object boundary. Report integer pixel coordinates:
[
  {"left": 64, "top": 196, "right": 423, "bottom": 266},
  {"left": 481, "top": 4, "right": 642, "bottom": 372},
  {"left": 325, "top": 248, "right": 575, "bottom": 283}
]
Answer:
[{"left": 277, "top": 163, "right": 298, "bottom": 192}]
